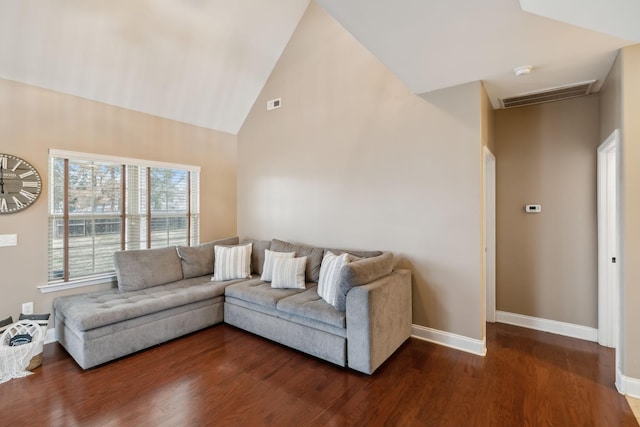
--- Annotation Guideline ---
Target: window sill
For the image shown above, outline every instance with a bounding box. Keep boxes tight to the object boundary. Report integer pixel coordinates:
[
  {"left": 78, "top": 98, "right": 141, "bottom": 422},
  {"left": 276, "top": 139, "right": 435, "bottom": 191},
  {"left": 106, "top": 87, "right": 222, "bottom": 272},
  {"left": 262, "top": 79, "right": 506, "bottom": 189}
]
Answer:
[{"left": 38, "top": 274, "right": 117, "bottom": 294}]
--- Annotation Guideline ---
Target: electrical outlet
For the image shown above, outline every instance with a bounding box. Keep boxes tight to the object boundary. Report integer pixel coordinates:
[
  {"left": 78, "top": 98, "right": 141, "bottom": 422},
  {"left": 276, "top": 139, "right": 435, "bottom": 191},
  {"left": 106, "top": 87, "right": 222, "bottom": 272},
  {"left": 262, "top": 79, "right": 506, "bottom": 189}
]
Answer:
[{"left": 22, "top": 302, "right": 34, "bottom": 315}]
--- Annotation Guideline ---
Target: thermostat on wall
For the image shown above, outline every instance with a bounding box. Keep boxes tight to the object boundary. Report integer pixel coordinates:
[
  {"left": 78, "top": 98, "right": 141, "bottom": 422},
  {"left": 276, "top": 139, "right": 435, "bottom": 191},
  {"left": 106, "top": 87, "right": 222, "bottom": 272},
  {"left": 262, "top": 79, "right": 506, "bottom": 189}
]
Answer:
[{"left": 525, "top": 204, "right": 542, "bottom": 213}]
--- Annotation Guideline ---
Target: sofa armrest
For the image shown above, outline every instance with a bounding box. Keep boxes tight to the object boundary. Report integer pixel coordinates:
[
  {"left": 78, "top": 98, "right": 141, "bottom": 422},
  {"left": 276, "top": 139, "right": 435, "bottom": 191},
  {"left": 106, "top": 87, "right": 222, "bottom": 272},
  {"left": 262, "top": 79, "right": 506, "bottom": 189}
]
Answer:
[{"left": 346, "top": 269, "right": 412, "bottom": 374}]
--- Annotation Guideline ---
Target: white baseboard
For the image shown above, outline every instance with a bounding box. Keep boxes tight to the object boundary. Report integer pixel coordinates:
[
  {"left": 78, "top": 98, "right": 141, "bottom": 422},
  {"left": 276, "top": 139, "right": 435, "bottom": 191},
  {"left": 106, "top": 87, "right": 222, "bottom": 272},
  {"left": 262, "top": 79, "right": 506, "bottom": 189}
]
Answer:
[
  {"left": 496, "top": 311, "right": 598, "bottom": 342},
  {"left": 45, "top": 327, "right": 57, "bottom": 345},
  {"left": 617, "top": 369, "right": 640, "bottom": 398},
  {"left": 411, "top": 324, "right": 486, "bottom": 356}
]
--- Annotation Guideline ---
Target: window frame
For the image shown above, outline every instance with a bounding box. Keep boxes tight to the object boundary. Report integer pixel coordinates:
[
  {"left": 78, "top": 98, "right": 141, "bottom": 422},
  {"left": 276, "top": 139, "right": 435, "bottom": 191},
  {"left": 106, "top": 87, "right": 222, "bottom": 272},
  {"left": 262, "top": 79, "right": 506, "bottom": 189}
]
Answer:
[{"left": 40, "top": 149, "right": 200, "bottom": 293}]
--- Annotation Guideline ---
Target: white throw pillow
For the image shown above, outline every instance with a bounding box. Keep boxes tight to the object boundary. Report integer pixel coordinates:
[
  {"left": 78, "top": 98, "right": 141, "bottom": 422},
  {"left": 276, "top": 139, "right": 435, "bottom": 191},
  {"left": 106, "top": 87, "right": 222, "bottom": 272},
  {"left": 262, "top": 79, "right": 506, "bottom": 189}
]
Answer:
[
  {"left": 212, "top": 243, "right": 252, "bottom": 281},
  {"left": 261, "top": 249, "right": 295, "bottom": 282},
  {"left": 318, "top": 251, "right": 355, "bottom": 307},
  {"left": 271, "top": 256, "right": 307, "bottom": 289}
]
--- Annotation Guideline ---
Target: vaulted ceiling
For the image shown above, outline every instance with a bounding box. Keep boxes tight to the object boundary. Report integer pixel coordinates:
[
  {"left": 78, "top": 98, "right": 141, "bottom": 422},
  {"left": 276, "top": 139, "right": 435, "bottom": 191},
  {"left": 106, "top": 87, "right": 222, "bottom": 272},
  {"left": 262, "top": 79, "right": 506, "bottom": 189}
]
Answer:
[
  {"left": 317, "top": 0, "right": 638, "bottom": 108},
  {"left": 0, "top": 0, "right": 310, "bottom": 134},
  {"left": 0, "top": 0, "right": 637, "bottom": 134}
]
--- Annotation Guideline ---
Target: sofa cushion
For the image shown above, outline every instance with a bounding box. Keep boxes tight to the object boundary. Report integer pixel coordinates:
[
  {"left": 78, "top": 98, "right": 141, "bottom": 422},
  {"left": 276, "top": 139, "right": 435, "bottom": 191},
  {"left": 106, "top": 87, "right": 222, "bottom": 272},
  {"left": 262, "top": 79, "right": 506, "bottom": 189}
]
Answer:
[
  {"left": 54, "top": 276, "right": 239, "bottom": 332},
  {"left": 261, "top": 249, "right": 295, "bottom": 282},
  {"left": 115, "top": 246, "right": 183, "bottom": 292},
  {"left": 213, "top": 243, "right": 252, "bottom": 281},
  {"left": 323, "top": 247, "right": 383, "bottom": 259},
  {"left": 225, "top": 278, "right": 306, "bottom": 310},
  {"left": 177, "top": 236, "right": 239, "bottom": 279},
  {"left": 271, "top": 256, "right": 307, "bottom": 289},
  {"left": 276, "top": 286, "right": 346, "bottom": 329},
  {"left": 241, "top": 239, "right": 271, "bottom": 275},
  {"left": 335, "top": 252, "right": 395, "bottom": 311},
  {"left": 270, "top": 239, "right": 324, "bottom": 282},
  {"left": 177, "top": 242, "right": 215, "bottom": 279}
]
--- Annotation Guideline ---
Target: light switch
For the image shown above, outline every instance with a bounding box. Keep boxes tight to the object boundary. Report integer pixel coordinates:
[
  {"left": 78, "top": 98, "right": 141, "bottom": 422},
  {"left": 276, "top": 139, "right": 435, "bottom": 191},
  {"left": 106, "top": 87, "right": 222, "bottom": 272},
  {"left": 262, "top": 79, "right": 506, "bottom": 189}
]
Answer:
[
  {"left": 267, "top": 98, "right": 281, "bottom": 111},
  {"left": 0, "top": 234, "right": 18, "bottom": 247}
]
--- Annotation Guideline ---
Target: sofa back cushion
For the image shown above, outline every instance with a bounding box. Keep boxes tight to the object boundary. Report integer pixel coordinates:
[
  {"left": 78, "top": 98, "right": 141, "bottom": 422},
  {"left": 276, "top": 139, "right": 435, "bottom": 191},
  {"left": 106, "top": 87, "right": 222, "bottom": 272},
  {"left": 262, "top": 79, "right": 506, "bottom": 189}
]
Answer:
[
  {"left": 270, "top": 239, "right": 324, "bottom": 283},
  {"left": 335, "top": 252, "right": 394, "bottom": 311},
  {"left": 177, "top": 236, "right": 239, "bottom": 279},
  {"left": 241, "top": 238, "right": 271, "bottom": 275},
  {"left": 323, "top": 247, "right": 383, "bottom": 259},
  {"left": 115, "top": 246, "right": 183, "bottom": 292}
]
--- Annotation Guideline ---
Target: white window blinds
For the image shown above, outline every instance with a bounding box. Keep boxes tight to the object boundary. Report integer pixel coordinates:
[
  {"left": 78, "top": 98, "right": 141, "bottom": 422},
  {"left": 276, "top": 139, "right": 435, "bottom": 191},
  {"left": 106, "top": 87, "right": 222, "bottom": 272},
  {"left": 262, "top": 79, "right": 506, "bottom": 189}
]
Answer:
[{"left": 48, "top": 150, "right": 200, "bottom": 283}]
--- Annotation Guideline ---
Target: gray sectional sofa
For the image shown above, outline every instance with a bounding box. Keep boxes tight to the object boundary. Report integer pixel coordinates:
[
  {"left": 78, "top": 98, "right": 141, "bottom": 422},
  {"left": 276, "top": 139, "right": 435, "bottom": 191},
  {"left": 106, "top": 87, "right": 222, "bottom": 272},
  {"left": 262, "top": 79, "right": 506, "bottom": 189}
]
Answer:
[{"left": 53, "top": 237, "right": 412, "bottom": 374}]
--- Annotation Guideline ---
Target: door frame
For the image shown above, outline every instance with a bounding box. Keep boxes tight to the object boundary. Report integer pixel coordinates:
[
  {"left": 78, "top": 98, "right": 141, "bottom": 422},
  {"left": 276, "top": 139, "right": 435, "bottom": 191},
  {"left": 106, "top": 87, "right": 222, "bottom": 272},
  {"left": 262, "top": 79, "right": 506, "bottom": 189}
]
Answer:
[
  {"left": 597, "top": 129, "right": 620, "bottom": 350},
  {"left": 484, "top": 147, "right": 496, "bottom": 323}
]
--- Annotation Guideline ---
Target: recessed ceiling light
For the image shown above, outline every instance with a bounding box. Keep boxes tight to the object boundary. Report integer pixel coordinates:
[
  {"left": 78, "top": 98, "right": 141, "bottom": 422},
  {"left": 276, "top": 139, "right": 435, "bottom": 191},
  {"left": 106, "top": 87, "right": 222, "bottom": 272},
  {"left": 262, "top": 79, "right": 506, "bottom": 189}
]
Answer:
[{"left": 514, "top": 65, "right": 533, "bottom": 76}]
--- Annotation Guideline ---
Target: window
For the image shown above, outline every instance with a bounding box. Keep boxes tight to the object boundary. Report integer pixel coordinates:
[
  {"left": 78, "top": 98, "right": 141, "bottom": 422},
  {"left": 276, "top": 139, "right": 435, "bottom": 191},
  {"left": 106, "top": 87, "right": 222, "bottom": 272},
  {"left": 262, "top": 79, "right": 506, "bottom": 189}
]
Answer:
[{"left": 48, "top": 150, "right": 200, "bottom": 284}]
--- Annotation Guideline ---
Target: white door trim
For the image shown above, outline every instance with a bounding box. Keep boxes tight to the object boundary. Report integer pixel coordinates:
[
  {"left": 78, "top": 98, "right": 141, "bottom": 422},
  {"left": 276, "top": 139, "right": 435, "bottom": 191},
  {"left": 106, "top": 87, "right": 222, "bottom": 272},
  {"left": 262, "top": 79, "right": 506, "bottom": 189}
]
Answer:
[
  {"left": 484, "top": 147, "right": 496, "bottom": 323},
  {"left": 597, "top": 129, "right": 620, "bottom": 350}
]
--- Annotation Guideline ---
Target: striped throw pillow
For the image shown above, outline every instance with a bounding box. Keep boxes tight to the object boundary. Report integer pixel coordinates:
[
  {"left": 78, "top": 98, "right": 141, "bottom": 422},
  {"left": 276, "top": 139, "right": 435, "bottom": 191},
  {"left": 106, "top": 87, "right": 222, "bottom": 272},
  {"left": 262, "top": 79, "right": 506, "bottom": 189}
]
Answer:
[
  {"left": 271, "top": 256, "right": 307, "bottom": 289},
  {"left": 318, "top": 252, "right": 356, "bottom": 307},
  {"left": 213, "top": 243, "right": 252, "bottom": 281},
  {"left": 261, "top": 249, "right": 296, "bottom": 282}
]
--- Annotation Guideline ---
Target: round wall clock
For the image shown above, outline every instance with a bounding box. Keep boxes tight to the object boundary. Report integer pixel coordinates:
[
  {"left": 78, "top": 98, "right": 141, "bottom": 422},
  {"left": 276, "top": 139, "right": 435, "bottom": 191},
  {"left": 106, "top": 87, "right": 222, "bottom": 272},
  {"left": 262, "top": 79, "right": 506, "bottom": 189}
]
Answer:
[{"left": 0, "top": 154, "right": 42, "bottom": 214}]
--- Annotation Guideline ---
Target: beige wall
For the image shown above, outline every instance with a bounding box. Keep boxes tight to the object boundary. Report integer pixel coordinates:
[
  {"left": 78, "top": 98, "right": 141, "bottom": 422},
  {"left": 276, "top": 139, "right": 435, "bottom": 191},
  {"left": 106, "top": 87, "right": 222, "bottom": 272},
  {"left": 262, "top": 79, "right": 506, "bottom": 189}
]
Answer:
[
  {"left": 599, "top": 45, "right": 640, "bottom": 379},
  {"left": 495, "top": 95, "right": 600, "bottom": 327},
  {"left": 619, "top": 45, "right": 640, "bottom": 379},
  {"left": 0, "top": 79, "right": 237, "bottom": 321},
  {"left": 480, "top": 83, "right": 495, "bottom": 331},
  {"left": 599, "top": 43, "right": 624, "bottom": 376},
  {"left": 238, "top": 2, "right": 485, "bottom": 339},
  {"left": 600, "top": 53, "right": 622, "bottom": 140},
  {"left": 481, "top": 84, "right": 496, "bottom": 155}
]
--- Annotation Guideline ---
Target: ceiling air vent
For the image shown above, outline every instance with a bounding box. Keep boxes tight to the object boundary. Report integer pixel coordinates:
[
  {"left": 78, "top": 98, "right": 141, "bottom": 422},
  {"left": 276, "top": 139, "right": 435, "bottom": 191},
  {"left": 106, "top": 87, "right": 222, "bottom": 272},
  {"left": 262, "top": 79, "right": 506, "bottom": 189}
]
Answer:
[{"left": 500, "top": 80, "right": 596, "bottom": 109}]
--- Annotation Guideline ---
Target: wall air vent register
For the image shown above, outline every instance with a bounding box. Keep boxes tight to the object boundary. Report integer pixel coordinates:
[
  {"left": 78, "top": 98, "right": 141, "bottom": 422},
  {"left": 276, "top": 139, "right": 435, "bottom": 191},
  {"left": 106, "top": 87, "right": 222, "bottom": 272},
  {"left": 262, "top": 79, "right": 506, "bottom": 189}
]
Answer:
[{"left": 500, "top": 80, "right": 596, "bottom": 109}]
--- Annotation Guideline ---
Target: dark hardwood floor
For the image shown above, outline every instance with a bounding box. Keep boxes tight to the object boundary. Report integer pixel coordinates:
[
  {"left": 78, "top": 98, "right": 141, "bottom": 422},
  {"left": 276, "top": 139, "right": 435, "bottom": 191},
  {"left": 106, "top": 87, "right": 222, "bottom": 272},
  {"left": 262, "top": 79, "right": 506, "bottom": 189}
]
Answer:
[{"left": 0, "top": 323, "right": 636, "bottom": 426}]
